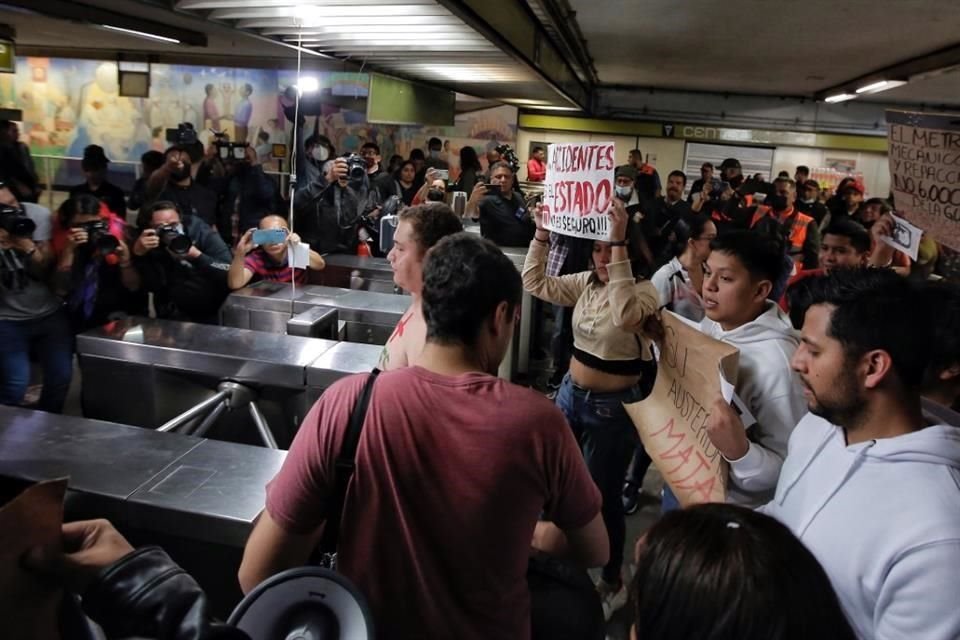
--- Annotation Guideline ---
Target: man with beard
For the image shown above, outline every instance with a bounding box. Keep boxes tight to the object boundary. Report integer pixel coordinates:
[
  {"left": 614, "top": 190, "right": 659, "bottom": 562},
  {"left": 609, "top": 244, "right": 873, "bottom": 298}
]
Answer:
[
  {"left": 146, "top": 146, "right": 219, "bottom": 228},
  {"left": 761, "top": 268, "right": 960, "bottom": 640}
]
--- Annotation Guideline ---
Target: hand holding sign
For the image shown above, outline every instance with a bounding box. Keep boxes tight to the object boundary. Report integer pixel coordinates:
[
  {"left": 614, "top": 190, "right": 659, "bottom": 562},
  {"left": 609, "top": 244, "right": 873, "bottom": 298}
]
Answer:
[
  {"left": 608, "top": 198, "right": 629, "bottom": 242},
  {"left": 706, "top": 394, "right": 750, "bottom": 460}
]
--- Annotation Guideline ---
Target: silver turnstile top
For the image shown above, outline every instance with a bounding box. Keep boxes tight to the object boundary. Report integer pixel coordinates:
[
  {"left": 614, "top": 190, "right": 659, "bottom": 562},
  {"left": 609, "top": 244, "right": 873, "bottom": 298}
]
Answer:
[
  {"left": 77, "top": 317, "right": 338, "bottom": 388},
  {"left": 306, "top": 341, "right": 384, "bottom": 388}
]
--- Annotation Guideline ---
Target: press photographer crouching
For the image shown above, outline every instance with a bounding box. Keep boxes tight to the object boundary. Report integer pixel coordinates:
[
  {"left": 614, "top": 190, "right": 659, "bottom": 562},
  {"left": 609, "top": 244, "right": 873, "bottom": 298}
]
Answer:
[
  {"left": 0, "top": 201, "right": 73, "bottom": 413},
  {"left": 293, "top": 153, "right": 382, "bottom": 255},
  {"left": 133, "top": 201, "right": 232, "bottom": 324},
  {"left": 52, "top": 195, "right": 144, "bottom": 333}
]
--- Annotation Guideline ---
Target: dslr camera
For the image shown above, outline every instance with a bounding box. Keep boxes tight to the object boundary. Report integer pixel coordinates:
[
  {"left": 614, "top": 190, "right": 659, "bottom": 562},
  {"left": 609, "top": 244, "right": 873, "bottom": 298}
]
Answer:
[
  {"left": 156, "top": 224, "right": 192, "bottom": 256},
  {"left": 165, "top": 123, "right": 199, "bottom": 147},
  {"left": 0, "top": 205, "right": 36, "bottom": 238},
  {"left": 342, "top": 153, "right": 367, "bottom": 182},
  {"left": 212, "top": 130, "right": 248, "bottom": 161},
  {"left": 77, "top": 220, "right": 120, "bottom": 254}
]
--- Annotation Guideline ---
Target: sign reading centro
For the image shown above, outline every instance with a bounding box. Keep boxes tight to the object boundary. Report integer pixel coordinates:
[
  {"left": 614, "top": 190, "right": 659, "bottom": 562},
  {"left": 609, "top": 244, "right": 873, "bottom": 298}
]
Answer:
[
  {"left": 887, "top": 109, "right": 960, "bottom": 250},
  {"left": 542, "top": 141, "right": 615, "bottom": 241},
  {"left": 625, "top": 312, "right": 739, "bottom": 507}
]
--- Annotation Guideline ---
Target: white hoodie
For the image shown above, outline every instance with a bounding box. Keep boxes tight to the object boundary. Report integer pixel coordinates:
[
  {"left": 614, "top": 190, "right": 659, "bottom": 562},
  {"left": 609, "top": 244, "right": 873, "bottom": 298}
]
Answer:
[
  {"left": 699, "top": 301, "right": 807, "bottom": 507},
  {"left": 760, "top": 414, "right": 960, "bottom": 640}
]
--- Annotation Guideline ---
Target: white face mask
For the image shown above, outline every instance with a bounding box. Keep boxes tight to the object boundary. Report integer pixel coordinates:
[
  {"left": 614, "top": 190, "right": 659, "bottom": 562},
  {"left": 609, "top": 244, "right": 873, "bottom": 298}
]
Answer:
[
  {"left": 312, "top": 146, "right": 329, "bottom": 162},
  {"left": 615, "top": 185, "right": 633, "bottom": 199},
  {"left": 801, "top": 197, "right": 816, "bottom": 204}
]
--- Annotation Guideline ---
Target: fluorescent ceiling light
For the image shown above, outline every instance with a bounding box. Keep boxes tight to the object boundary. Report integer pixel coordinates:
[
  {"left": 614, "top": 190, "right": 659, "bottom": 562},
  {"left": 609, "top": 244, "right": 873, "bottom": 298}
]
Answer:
[
  {"left": 824, "top": 93, "right": 857, "bottom": 103},
  {"left": 529, "top": 105, "right": 581, "bottom": 111},
  {"left": 504, "top": 98, "right": 554, "bottom": 105},
  {"left": 100, "top": 24, "right": 181, "bottom": 44},
  {"left": 295, "top": 76, "right": 319, "bottom": 93},
  {"left": 855, "top": 80, "right": 907, "bottom": 94}
]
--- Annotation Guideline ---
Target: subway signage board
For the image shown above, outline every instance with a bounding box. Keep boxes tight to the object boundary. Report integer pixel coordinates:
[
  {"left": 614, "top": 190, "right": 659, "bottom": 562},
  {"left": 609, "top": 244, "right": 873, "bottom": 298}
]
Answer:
[{"left": 0, "top": 38, "right": 14, "bottom": 74}]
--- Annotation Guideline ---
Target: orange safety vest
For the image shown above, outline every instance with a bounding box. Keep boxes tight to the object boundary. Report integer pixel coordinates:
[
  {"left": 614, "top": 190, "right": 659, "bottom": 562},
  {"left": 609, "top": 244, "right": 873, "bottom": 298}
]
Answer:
[{"left": 749, "top": 206, "right": 813, "bottom": 261}]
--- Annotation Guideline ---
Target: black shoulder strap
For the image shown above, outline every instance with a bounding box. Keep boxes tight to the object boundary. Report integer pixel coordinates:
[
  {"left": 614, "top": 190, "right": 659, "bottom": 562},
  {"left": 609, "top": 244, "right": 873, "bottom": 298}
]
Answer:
[{"left": 319, "top": 368, "right": 381, "bottom": 555}]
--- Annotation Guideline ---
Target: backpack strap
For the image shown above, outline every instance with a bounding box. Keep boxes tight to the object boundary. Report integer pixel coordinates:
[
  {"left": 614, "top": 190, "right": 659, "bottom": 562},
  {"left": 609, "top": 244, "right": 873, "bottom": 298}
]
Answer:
[{"left": 318, "top": 368, "right": 381, "bottom": 556}]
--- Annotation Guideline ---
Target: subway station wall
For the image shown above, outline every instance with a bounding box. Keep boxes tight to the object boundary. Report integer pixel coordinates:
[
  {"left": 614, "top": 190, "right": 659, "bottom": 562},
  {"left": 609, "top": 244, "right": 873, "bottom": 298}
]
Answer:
[
  {"left": 517, "top": 129, "right": 891, "bottom": 198},
  {"left": 4, "top": 56, "right": 517, "bottom": 180}
]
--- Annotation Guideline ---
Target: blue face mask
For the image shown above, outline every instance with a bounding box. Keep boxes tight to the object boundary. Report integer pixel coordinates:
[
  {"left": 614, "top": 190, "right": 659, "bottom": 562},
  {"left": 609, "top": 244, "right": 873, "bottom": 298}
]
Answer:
[
  {"left": 429, "top": 149, "right": 440, "bottom": 159},
  {"left": 615, "top": 185, "right": 633, "bottom": 200}
]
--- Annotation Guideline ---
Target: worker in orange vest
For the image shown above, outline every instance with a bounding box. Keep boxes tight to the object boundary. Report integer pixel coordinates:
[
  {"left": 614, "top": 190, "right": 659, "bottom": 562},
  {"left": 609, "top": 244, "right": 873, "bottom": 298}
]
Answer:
[{"left": 749, "top": 177, "right": 821, "bottom": 269}]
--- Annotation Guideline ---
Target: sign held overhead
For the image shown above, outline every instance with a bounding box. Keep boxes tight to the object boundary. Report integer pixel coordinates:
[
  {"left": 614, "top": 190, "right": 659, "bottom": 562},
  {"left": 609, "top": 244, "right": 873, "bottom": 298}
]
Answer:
[{"left": 542, "top": 141, "right": 616, "bottom": 241}]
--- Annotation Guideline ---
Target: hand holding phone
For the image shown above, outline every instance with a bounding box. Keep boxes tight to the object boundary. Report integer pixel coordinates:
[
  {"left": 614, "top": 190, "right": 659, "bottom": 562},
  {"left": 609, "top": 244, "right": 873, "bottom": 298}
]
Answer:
[{"left": 252, "top": 228, "right": 288, "bottom": 246}]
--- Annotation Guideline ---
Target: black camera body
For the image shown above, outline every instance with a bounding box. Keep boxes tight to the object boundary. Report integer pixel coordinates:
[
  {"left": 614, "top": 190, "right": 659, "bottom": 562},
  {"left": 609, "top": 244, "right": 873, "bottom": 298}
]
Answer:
[
  {"left": 156, "top": 224, "right": 192, "bottom": 256},
  {"left": 78, "top": 220, "right": 120, "bottom": 254},
  {"left": 0, "top": 205, "right": 36, "bottom": 238},
  {"left": 166, "top": 123, "right": 198, "bottom": 147},
  {"left": 211, "top": 130, "right": 248, "bottom": 161},
  {"left": 343, "top": 154, "right": 367, "bottom": 182}
]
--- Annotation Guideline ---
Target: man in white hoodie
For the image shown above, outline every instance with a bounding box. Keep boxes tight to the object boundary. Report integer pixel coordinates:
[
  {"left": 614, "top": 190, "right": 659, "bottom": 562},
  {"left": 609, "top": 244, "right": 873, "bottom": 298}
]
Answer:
[
  {"left": 762, "top": 268, "right": 960, "bottom": 640},
  {"left": 696, "top": 231, "right": 808, "bottom": 508}
]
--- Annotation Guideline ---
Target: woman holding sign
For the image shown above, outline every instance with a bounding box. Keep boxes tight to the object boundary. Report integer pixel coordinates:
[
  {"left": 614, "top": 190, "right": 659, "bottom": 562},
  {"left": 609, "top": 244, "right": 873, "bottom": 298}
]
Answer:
[{"left": 523, "top": 198, "right": 659, "bottom": 619}]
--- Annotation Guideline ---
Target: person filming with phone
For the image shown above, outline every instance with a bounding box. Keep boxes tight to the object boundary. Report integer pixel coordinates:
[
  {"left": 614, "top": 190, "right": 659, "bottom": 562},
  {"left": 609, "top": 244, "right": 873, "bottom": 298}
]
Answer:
[
  {"left": 465, "top": 161, "right": 535, "bottom": 247},
  {"left": 228, "top": 214, "right": 325, "bottom": 289}
]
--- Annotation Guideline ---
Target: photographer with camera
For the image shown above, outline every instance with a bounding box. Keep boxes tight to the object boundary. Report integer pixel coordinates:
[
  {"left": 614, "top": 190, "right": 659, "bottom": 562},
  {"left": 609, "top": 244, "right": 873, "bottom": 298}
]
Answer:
[
  {"left": 52, "top": 195, "right": 143, "bottom": 332},
  {"left": 293, "top": 153, "right": 382, "bottom": 255},
  {"left": 223, "top": 145, "right": 279, "bottom": 244},
  {"left": 69, "top": 145, "right": 127, "bottom": 218},
  {"left": 132, "top": 201, "right": 232, "bottom": 324},
  {"left": 145, "top": 145, "right": 220, "bottom": 229},
  {"left": 0, "top": 196, "right": 73, "bottom": 414}
]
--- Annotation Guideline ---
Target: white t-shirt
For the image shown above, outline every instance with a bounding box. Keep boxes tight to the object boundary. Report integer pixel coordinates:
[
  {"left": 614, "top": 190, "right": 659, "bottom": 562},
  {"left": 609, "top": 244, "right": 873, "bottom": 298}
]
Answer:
[{"left": 650, "top": 257, "right": 704, "bottom": 322}]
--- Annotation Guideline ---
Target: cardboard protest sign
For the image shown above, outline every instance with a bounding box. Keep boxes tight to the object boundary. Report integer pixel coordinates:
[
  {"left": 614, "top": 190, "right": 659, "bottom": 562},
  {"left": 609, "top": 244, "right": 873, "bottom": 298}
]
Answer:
[
  {"left": 542, "top": 141, "right": 616, "bottom": 241},
  {"left": 887, "top": 110, "right": 960, "bottom": 250},
  {"left": 625, "top": 312, "right": 739, "bottom": 507},
  {"left": 0, "top": 478, "right": 68, "bottom": 639}
]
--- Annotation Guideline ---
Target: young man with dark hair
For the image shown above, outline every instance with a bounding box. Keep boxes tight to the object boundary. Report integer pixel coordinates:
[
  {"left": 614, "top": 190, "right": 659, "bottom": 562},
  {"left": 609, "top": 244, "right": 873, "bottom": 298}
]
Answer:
[
  {"left": 628, "top": 148, "right": 661, "bottom": 199},
  {"left": 780, "top": 218, "right": 871, "bottom": 325},
  {"left": 796, "top": 178, "right": 828, "bottom": 226},
  {"left": 687, "top": 162, "right": 714, "bottom": 203},
  {"left": 687, "top": 231, "right": 807, "bottom": 508},
  {"left": 527, "top": 146, "right": 546, "bottom": 182},
  {"left": 794, "top": 165, "right": 810, "bottom": 185},
  {"left": 762, "top": 268, "right": 960, "bottom": 640},
  {"left": 241, "top": 233, "right": 607, "bottom": 640},
  {"left": 69, "top": 145, "right": 127, "bottom": 218}
]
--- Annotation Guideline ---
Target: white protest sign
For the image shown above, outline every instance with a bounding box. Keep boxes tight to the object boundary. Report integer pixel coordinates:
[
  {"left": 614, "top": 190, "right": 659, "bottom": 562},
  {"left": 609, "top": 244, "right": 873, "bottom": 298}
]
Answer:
[
  {"left": 887, "top": 110, "right": 960, "bottom": 250},
  {"left": 879, "top": 212, "right": 922, "bottom": 261},
  {"left": 542, "top": 141, "right": 616, "bottom": 241},
  {"left": 290, "top": 242, "right": 310, "bottom": 269}
]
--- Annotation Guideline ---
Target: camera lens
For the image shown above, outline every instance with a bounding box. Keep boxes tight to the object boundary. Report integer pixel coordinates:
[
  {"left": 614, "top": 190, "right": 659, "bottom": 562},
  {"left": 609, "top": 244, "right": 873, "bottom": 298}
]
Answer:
[{"left": 94, "top": 234, "right": 120, "bottom": 253}]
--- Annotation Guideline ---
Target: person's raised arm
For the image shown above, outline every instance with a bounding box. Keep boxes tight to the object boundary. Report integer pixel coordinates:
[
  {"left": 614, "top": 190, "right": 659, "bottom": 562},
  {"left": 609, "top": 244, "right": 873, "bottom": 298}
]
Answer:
[
  {"left": 606, "top": 199, "right": 659, "bottom": 331},
  {"left": 116, "top": 238, "right": 140, "bottom": 292},
  {"left": 464, "top": 181, "right": 487, "bottom": 220},
  {"left": 228, "top": 228, "right": 256, "bottom": 290},
  {"left": 521, "top": 203, "right": 589, "bottom": 306}
]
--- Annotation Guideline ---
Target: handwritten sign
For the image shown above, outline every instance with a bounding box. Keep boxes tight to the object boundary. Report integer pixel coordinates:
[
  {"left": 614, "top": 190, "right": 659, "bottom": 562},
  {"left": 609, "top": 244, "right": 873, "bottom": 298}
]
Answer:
[
  {"left": 542, "top": 141, "right": 616, "bottom": 241},
  {"left": 887, "top": 110, "right": 960, "bottom": 250},
  {"left": 625, "top": 312, "right": 739, "bottom": 507}
]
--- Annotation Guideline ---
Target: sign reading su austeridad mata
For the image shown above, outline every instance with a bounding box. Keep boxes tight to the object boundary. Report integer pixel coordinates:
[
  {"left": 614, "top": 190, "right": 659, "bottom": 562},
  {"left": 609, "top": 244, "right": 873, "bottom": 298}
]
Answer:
[
  {"left": 625, "top": 312, "right": 739, "bottom": 507},
  {"left": 887, "top": 110, "right": 960, "bottom": 250},
  {"left": 542, "top": 141, "right": 616, "bottom": 241}
]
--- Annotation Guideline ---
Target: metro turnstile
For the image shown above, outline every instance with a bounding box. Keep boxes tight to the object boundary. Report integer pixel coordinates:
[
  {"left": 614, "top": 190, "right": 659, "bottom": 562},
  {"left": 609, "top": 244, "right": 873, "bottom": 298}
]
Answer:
[
  {"left": 77, "top": 317, "right": 382, "bottom": 447},
  {"left": 315, "top": 253, "right": 402, "bottom": 294},
  {"left": 220, "top": 282, "right": 409, "bottom": 346}
]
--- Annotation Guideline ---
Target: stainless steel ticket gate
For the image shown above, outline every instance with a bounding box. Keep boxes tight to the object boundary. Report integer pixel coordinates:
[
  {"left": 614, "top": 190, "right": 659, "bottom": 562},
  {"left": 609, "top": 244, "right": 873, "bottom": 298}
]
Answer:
[
  {"left": 77, "top": 317, "right": 382, "bottom": 448},
  {"left": 314, "top": 253, "right": 401, "bottom": 294},
  {"left": 0, "top": 404, "right": 286, "bottom": 617}
]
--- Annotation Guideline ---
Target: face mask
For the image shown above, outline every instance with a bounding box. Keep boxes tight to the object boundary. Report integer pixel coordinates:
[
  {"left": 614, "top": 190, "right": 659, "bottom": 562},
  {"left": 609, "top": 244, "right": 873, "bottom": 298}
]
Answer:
[
  {"left": 429, "top": 150, "right": 440, "bottom": 159},
  {"left": 801, "top": 197, "right": 816, "bottom": 204},
  {"left": 312, "top": 146, "right": 329, "bottom": 162},
  {"left": 615, "top": 185, "right": 633, "bottom": 199},
  {"left": 170, "top": 164, "right": 191, "bottom": 181},
  {"left": 767, "top": 194, "right": 788, "bottom": 211},
  {"left": 426, "top": 188, "right": 445, "bottom": 202}
]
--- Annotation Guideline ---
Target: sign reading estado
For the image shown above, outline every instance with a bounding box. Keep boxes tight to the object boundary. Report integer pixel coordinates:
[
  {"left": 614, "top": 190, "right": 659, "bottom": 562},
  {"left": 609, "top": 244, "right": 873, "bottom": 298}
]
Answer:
[
  {"left": 625, "top": 312, "right": 739, "bottom": 507},
  {"left": 542, "top": 141, "right": 616, "bottom": 241},
  {"left": 887, "top": 110, "right": 960, "bottom": 250}
]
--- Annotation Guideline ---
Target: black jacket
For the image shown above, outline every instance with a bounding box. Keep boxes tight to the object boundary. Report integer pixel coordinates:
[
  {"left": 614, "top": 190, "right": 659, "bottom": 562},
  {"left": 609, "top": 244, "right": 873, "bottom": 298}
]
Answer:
[
  {"left": 293, "top": 176, "right": 380, "bottom": 255},
  {"left": 69, "top": 547, "right": 247, "bottom": 640}
]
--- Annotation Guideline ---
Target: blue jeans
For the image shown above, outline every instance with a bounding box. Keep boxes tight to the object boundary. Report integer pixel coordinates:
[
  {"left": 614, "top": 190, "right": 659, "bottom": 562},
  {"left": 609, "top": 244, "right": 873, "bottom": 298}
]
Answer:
[
  {"left": 0, "top": 309, "right": 74, "bottom": 413},
  {"left": 555, "top": 373, "right": 649, "bottom": 584}
]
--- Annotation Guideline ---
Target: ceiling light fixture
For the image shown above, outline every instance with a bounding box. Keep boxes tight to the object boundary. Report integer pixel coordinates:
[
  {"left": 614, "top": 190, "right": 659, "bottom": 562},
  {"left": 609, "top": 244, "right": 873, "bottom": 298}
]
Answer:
[
  {"left": 855, "top": 79, "right": 907, "bottom": 94},
  {"left": 529, "top": 105, "right": 581, "bottom": 111},
  {"left": 100, "top": 24, "right": 181, "bottom": 44},
  {"left": 824, "top": 93, "right": 857, "bottom": 104}
]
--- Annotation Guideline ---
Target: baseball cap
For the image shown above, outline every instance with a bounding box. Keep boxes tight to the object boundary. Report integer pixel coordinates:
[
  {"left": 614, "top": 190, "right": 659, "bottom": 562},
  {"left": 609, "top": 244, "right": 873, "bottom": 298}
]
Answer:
[
  {"left": 803, "top": 179, "right": 820, "bottom": 190},
  {"left": 843, "top": 183, "right": 864, "bottom": 195},
  {"left": 615, "top": 164, "right": 637, "bottom": 180},
  {"left": 719, "top": 158, "right": 741, "bottom": 171}
]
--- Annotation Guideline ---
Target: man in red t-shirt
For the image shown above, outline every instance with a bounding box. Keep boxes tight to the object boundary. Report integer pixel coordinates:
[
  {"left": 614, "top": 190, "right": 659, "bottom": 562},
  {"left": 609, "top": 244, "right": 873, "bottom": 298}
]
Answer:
[
  {"left": 239, "top": 234, "right": 606, "bottom": 640},
  {"left": 526, "top": 146, "right": 546, "bottom": 182}
]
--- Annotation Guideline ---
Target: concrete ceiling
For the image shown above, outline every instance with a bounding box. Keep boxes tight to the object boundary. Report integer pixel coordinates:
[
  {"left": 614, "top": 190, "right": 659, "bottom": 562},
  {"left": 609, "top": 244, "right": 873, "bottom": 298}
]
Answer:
[{"left": 568, "top": 0, "right": 960, "bottom": 106}]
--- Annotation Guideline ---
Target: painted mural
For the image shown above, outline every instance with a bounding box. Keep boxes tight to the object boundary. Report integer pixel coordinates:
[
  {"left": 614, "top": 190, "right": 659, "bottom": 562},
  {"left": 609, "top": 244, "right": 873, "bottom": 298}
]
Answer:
[{"left": 1, "top": 56, "right": 517, "bottom": 185}]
